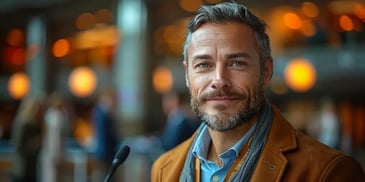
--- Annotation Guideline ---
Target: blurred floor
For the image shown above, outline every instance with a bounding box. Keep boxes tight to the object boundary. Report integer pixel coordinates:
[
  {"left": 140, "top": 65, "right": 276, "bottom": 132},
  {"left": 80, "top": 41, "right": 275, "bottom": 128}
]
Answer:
[{"left": 0, "top": 136, "right": 162, "bottom": 182}]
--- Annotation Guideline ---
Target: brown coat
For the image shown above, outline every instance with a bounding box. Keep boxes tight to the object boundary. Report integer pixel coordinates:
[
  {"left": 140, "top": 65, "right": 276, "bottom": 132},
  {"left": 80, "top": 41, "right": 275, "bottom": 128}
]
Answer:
[{"left": 151, "top": 106, "right": 365, "bottom": 182}]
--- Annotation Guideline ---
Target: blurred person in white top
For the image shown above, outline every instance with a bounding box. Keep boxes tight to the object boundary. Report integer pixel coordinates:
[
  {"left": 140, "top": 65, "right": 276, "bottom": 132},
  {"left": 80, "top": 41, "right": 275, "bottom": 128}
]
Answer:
[{"left": 40, "top": 92, "right": 68, "bottom": 182}]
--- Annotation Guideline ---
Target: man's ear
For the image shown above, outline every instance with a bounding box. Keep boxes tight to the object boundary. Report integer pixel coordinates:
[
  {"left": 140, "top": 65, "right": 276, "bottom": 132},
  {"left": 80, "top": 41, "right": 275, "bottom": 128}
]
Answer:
[
  {"left": 263, "top": 57, "right": 273, "bottom": 87},
  {"left": 183, "top": 60, "right": 190, "bottom": 88}
]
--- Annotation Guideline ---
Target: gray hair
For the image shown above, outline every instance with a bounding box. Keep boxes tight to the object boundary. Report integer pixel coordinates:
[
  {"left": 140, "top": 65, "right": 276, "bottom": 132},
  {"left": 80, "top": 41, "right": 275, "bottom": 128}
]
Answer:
[{"left": 183, "top": 2, "right": 271, "bottom": 66}]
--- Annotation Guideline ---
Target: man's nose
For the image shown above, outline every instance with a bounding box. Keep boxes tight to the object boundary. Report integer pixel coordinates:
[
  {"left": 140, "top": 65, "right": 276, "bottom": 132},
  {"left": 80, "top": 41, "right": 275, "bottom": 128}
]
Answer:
[{"left": 210, "top": 65, "right": 231, "bottom": 89}]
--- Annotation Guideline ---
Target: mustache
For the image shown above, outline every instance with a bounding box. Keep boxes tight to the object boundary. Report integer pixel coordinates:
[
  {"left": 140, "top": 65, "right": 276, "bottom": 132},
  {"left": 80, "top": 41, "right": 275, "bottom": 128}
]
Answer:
[{"left": 199, "top": 90, "right": 245, "bottom": 100}]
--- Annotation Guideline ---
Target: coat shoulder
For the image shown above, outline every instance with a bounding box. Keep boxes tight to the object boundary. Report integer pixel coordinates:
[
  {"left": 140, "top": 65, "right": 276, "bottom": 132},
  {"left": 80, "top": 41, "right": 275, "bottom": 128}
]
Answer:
[
  {"left": 289, "top": 131, "right": 365, "bottom": 181},
  {"left": 151, "top": 135, "right": 194, "bottom": 182}
]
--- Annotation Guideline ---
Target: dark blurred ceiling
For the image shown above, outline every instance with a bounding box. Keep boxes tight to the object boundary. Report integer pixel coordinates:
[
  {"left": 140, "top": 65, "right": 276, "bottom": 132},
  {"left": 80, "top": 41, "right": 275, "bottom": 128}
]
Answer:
[{"left": 0, "top": 0, "right": 67, "bottom": 14}]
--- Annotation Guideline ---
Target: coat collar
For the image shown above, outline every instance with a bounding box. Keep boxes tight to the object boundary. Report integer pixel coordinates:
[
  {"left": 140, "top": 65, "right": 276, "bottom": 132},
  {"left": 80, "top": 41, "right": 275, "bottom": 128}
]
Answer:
[{"left": 250, "top": 105, "right": 298, "bottom": 182}]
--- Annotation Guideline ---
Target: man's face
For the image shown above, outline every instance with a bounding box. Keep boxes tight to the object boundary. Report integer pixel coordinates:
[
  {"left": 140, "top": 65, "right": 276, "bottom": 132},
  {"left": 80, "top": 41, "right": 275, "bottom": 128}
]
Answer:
[{"left": 184, "top": 22, "right": 272, "bottom": 131}]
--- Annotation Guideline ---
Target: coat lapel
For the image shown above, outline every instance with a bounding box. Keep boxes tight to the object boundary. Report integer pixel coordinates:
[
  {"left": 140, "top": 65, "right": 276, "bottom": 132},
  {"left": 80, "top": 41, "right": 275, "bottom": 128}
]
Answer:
[
  {"left": 250, "top": 105, "right": 298, "bottom": 182},
  {"left": 152, "top": 131, "right": 197, "bottom": 182}
]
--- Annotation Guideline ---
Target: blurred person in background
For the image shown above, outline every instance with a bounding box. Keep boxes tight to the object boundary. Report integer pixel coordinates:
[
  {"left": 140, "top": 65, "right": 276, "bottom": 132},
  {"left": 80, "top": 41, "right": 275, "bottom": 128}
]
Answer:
[
  {"left": 317, "top": 97, "right": 341, "bottom": 149},
  {"left": 151, "top": 2, "right": 365, "bottom": 181},
  {"left": 11, "top": 96, "right": 44, "bottom": 182},
  {"left": 40, "top": 92, "right": 68, "bottom": 182},
  {"left": 160, "top": 91, "right": 200, "bottom": 151},
  {"left": 90, "top": 88, "right": 119, "bottom": 182}
]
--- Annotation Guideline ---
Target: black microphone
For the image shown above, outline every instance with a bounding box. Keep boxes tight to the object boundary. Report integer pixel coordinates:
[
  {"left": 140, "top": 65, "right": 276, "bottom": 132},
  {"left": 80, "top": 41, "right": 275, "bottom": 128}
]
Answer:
[{"left": 104, "top": 145, "right": 131, "bottom": 182}]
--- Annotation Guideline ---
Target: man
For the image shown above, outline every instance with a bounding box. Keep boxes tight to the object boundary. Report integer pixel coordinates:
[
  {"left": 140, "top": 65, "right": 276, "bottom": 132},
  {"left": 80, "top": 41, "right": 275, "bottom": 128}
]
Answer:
[{"left": 151, "top": 2, "right": 365, "bottom": 182}]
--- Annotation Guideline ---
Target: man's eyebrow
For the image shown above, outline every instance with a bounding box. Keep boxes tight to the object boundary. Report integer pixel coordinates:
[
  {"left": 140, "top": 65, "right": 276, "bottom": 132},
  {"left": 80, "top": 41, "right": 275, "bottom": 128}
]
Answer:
[
  {"left": 192, "top": 54, "right": 211, "bottom": 60},
  {"left": 190, "top": 52, "right": 251, "bottom": 64},
  {"left": 191, "top": 54, "right": 212, "bottom": 63},
  {"left": 226, "top": 52, "right": 251, "bottom": 59}
]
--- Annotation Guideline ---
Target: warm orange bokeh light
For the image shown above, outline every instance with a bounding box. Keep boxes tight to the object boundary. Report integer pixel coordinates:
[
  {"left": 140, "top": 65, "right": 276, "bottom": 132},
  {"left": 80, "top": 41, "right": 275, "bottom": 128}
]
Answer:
[
  {"left": 284, "top": 12, "right": 303, "bottom": 29},
  {"left": 339, "top": 15, "right": 354, "bottom": 31},
  {"left": 53, "top": 39, "right": 70, "bottom": 58},
  {"left": 160, "top": 19, "right": 188, "bottom": 55},
  {"left": 4, "top": 47, "right": 26, "bottom": 65},
  {"left": 7, "top": 29, "right": 24, "bottom": 46},
  {"left": 8, "top": 72, "right": 30, "bottom": 99},
  {"left": 284, "top": 58, "right": 316, "bottom": 92},
  {"left": 75, "top": 26, "right": 119, "bottom": 49},
  {"left": 179, "top": 0, "right": 202, "bottom": 12},
  {"left": 74, "top": 117, "right": 94, "bottom": 147},
  {"left": 301, "top": 2, "right": 319, "bottom": 18},
  {"left": 68, "top": 66, "right": 97, "bottom": 97},
  {"left": 354, "top": 3, "right": 365, "bottom": 20},
  {"left": 76, "top": 12, "right": 96, "bottom": 30},
  {"left": 153, "top": 66, "right": 173, "bottom": 93},
  {"left": 95, "top": 9, "right": 112, "bottom": 24},
  {"left": 301, "top": 20, "right": 316, "bottom": 36}
]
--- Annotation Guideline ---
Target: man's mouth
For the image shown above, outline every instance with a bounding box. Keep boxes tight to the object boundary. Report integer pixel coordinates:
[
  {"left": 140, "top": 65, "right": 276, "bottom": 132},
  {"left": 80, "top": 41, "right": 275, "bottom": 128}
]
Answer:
[{"left": 205, "top": 96, "right": 241, "bottom": 106}]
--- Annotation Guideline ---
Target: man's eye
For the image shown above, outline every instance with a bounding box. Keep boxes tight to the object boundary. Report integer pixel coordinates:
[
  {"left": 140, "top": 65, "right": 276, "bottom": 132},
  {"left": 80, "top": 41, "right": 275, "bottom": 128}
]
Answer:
[
  {"left": 230, "top": 61, "right": 245, "bottom": 67},
  {"left": 195, "top": 63, "right": 211, "bottom": 68},
  {"left": 229, "top": 60, "right": 247, "bottom": 70}
]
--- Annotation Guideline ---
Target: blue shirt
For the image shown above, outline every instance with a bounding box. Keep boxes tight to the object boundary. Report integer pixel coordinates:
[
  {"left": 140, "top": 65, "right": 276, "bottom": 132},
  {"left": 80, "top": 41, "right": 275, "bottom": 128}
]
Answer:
[{"left": 192, "top": 123, "right": 257, "bottom": 182}]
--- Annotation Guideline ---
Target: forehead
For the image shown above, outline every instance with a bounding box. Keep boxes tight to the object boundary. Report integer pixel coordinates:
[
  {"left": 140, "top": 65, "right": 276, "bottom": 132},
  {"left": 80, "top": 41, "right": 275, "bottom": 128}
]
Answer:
[
  {"left": 193, "top": 22, "right": 253, "bottom": 37},
  {"left": 188, "top": 22, "right": 257, "bottom": 55}
]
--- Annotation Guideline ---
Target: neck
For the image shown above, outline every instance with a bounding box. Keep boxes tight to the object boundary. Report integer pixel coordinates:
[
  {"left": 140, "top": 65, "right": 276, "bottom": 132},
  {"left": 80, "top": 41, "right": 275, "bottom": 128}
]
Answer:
[{"left": 207, "top": 142, "right": 222, "bottom": 167}]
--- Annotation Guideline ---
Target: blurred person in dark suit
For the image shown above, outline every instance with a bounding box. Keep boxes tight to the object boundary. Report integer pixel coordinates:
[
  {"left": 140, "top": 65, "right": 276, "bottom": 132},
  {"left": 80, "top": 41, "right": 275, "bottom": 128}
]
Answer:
[
  {"left": 90, "top": 88, "right": 119, "bottom": 182},
  {"left": 11, "top": 96, "right": 44, "bottom": 182},
  {"left": 160, "top": 91, "right": 200, "bottom": 151}
]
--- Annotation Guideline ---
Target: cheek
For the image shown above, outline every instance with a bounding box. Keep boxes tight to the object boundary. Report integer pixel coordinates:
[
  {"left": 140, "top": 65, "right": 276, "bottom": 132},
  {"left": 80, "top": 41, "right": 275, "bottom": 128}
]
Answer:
[
  {"left": 232, "top": 75, "right": 260, "bottom": 93},
  {"left": 188, "top": 75, "right": 209, "bottom": 96}
]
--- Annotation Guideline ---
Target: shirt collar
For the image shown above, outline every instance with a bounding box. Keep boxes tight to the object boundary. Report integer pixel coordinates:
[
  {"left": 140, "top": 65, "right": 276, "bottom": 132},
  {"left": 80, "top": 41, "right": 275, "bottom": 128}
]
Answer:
[
  {"left": 192, "top": 122, "right": 257, "bottom": 161},
  {"left": 192, "top": 124, "right": 210, "bottom": 160}
]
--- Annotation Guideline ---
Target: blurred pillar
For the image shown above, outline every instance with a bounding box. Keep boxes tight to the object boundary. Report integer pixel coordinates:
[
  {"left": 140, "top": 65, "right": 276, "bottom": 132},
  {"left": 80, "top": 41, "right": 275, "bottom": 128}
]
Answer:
[
  {"left": 113, "top": 0, "right": 147, "bottom": 124},
  {"left": 26, "top": 16, "right": 46, "bottom": 97}
]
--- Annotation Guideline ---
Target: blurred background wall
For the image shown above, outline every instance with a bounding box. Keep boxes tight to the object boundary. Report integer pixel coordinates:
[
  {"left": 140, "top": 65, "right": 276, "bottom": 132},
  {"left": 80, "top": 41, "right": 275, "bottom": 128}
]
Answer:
[{"left": 0, "top": 0, "right": 364, "bottom": 181}]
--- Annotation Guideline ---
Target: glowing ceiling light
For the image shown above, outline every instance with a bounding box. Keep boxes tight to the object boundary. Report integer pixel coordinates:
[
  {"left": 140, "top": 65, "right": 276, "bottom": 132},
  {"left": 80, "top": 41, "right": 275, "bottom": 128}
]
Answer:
[
  {"left": 339, "top": 15, "right": 354, "bottom": 31},
  {"left": 283, "top": 12, "right": 303, "bottom": 30},
  {"left": 301, "top": 2, "right": 319, "bottom": 18},
  {"left": 153, "top": 66, "right": 173, "bottom": 93},
  {"left": 284, "top": 58, "right": 316, "bottom": 92},
  {"left": 8, "top": 72, "right": 30, "bottom": 99},
  {"left": 68, "top": 66, "right": 97, "bottom": 97},
  {"left": 53, "top": 39, "right": 70, "bottom": 58}
]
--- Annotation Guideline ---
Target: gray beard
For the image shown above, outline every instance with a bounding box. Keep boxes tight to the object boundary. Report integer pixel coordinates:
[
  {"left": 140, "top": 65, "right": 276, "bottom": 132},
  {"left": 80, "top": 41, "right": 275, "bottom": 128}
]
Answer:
[{"left": 191, "top": 94, "right": 263, "bottom": 132}]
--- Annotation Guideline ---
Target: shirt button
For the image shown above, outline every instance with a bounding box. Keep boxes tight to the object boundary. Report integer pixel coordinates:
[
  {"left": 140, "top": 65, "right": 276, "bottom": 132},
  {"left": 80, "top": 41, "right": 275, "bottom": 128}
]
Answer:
[{"left": 212, "top": 176, "right": 219, "bottom": 182}]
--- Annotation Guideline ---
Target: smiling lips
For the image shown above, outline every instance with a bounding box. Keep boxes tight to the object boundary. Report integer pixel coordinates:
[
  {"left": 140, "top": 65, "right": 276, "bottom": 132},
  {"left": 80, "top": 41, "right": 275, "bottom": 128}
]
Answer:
[{"left": 206, "top": 97, "right": 240, "bottom": 104}]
